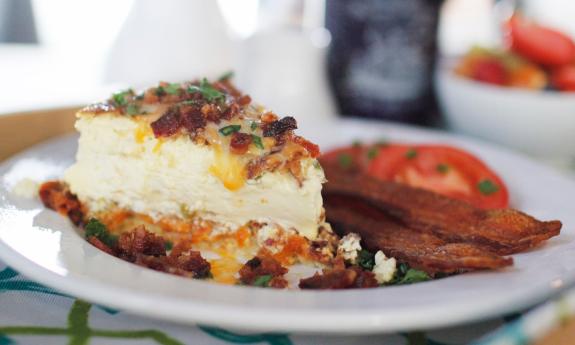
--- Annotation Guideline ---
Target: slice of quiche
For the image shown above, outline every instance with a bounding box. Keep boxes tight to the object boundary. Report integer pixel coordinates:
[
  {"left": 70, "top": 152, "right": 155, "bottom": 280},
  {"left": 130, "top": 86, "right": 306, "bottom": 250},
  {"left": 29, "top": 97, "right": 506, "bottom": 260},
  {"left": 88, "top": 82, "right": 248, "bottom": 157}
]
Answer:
[{"left": 64, "top": 78, "right": 327, "bottom": 242}]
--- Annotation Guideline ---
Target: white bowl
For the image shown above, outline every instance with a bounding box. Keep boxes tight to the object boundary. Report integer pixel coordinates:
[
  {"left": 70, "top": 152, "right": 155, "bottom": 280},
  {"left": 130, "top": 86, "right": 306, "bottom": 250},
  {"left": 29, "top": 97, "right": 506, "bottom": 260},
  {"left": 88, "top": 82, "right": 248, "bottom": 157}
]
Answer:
[{"left": 435, "top": 69, "right": 575, "bottom": 165}]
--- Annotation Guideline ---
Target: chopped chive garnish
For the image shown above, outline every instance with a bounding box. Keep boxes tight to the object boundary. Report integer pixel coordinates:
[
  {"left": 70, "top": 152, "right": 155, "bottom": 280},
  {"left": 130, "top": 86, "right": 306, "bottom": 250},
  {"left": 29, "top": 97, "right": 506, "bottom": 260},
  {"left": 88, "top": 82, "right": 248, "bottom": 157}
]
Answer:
[
  {"left": 164, "top": 240, "right": 174, "bottom": 251},
  {"left": 252, "top": 135, "right": 264, "bottom": 149},
  {"left": 367, "top": 147, "right": 379, "bottom": 160},
  {"left": 405, "top": 148, "right": 417, "bottom": 159},
  {"left": 477, "top": 179, "right": 499, "bottom": 195},
  {"left": 85, "top": 218, "right": 118, "bottom": 248},
  {"left": 250, "top": 121, "right": 258, "bottom": 131},
  {"left": 126, "top": 103, "right": 140, "bottom": 116},
  {"left": 253, "top": 274, "right": 273, "bottom": 287},
  {"left": 338, "top": 153, "right": 353, "bottom": 168},
  {"left": 219, "top": 124, "right": 241, "bottom": 136},
  {"left": 218, "top": 71, "right": 234, "bottom": 81},
  {"left": 180, "top": 99, "right": 200, "bottom": 106},
  {"left": 164, "top": 83, "right": 180, "bottom": 95},
  {"left": 436, "top": 163, "right": 449, "bottom": 174},
  {"left": 188, "top": 78, "right": 225, "bottom": 103},
  {"left": 112, "top": 90, "right": 132, "bottom": 106},
  {"left": 387, "top": 263, "right": 431, "bottom": 285},
  {"left": 357, "top": 250, "right": 376, "bottom": 270},
  {"left": 155, "top": 86, "right": 166, "bottom": 96},
  {"left": 352, "top": 140, "right": 362, "bottom": 148}
]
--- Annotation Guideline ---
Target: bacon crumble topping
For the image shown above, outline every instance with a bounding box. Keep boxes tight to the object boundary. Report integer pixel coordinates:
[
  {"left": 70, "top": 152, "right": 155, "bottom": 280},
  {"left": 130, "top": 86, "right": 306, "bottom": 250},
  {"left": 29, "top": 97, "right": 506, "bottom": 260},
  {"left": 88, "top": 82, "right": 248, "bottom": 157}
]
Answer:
[
  {"left": 81, "top": 78, "right": 320, "bottom": 183},
  {"left": 239, "top": 254, "right": 289, "bottom": 288}
]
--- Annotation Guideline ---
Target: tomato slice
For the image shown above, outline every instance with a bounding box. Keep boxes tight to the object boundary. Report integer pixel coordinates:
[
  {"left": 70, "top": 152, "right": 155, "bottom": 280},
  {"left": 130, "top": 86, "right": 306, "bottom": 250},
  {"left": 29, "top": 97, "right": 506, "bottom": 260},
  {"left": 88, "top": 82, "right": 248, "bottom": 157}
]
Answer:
[
  {"left": 472, "top": 58, "right": 508, "bottom": 85},
  {"left": 366, "top": 144, "right": 509, "bottom": 209},
  {"left": 551, "top": 64, "right": 575, "bottom": 91},
  {"left": 321, "top": 143, "right": 509, "bottom": 209},
  {"left": 507, "top": 15, "right": 575, "bottom": 66},
  {"left": 320, "top": 144, "right": 372, "bottom": 171}
]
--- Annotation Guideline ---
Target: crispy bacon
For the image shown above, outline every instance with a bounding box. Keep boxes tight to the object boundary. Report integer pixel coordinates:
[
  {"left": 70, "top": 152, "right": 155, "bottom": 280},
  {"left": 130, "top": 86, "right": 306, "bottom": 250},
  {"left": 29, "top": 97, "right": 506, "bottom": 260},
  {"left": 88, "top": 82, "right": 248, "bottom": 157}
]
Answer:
[
  {"left": 168, "top": 250, "right": 211, "bottom": 278},
  {"left": 112, "top": 226, "right": 211, "bottom": 278},
  {"left": 239, "top": 255, "right": 288, "bottom": 287},
  {"left": 38, "top": 181, "right": 84, "bottom": 226},
  {"left": 299, "top": 267, "right": 378, "bottom": 290},
  {"left": 325, "top": 194, "right": 513, "bottom": 275},
  {"left": 180, "top": 105, "right": 206, "bottom": 133},
  {"left": 117, "top": 225, "right": 166, "bottom": 261},
  {"left": 151, "top": 106, "right": 182, "bottom": 137},
  {"left": 321, "top": 162, "right": 561, "bottom": 255},
  {"left": 230, "top": 132, "right": 253, "bottom": 155},
  {"left": 262, "top": 116, "right": 297, "bottom": 137},
  {"left": 293, "top": 135, "right": 320, "bottom": 158}
]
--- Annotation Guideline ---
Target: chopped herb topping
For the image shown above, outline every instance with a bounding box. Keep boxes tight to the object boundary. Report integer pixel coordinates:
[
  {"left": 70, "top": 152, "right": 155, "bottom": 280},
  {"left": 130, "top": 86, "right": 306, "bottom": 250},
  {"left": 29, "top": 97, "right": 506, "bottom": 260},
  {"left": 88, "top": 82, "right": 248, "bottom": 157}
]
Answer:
[
  {"left": 164, "top": 240, "right": 174, "bottom": 251},
  {"left": 155, "top": 86, "right": 166, "bottom": 97},
  {"left": 112, "top": 90, "right": 133, "bottom": 106},
  {"left": 388, "top": 263, "right": 430, "bottom": 285},
  {"left": 85, "top": 218, "right": 118, "bottom": 248},
  {"left": 253, "top": 274, "right": 273, "bottom": 287},
  {"left": 436, "top": 163, "right": 450, "bottom": 174},
  {"left": 477, "top": 179, "right": 499, "bottom": 195},
  {"left": 367, "top": 147, "right": 379, "bottom": 160},
  {"left": 338, "top": 153, "right": 353, "bottom": 169},
  {"left": 313, "top": 160, "right": 322, "bottom": 170},
  {"left": 396, "top": 268, "right": 430, "bottom": 285},
  {"left": 126, "top": 103, "right": 140, "bottom": 116},
  {"left": 180, "top": 99, "right": 200, "bottom": 106},
  {"left": 218, "top": 71, "right": 234, "bottom": 81},
  {"left": 164, "top": 83, "right": 180, "bottom": 95},
  {"left": 250, "top": 121, "right": 258, "bottom": 131},
  {"left": 188, "top": 78, "right": 225, "bottom": 103},
  {"left": 219, "top": 124, "right": 241, "bottom": 136},
  {"left": 252, "top": 134, "right": 264, "bottom": 149},
  {"left": 357, "top": 250, "right": 376, "bottom": 271},
  {"left": 405, "top": 148, "right": 418, "bottom": 159},
  {"left": 352, "top": 140, "right": 362, "bottom": 148}
]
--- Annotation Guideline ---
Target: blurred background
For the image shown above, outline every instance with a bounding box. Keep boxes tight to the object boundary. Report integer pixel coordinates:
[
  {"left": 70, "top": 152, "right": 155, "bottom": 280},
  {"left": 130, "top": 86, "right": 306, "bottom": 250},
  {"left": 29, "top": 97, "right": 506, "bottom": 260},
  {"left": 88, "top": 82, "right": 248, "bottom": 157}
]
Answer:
[{"left": 1, "top": 0, "right": 574, "bottom": 167}]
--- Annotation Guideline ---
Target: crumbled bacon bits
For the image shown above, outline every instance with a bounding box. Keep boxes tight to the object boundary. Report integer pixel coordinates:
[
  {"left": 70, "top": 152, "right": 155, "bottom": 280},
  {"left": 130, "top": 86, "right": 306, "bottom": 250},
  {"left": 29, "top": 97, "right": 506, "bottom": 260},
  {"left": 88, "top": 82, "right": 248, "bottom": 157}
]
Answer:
[
  {"left": 117, "top": 225, "right": 167, "bottom": 260},
  {"left": 230, "top": 132, "right": 253, "bottom": 154},
  {"left": 262, "top": 116, "right": 298, "bottom": 138},
  {"left": 239, "top": 255, "right": 289, "bottom": 288},
  {"left": 38, "top": 181, "right": 85, "bottom": 226},
  {"left": 299, "top": 267, "right": 379, "bottom": 290},
  {"left": 87, "top": 224, "right": 212, "bottom": 279}
]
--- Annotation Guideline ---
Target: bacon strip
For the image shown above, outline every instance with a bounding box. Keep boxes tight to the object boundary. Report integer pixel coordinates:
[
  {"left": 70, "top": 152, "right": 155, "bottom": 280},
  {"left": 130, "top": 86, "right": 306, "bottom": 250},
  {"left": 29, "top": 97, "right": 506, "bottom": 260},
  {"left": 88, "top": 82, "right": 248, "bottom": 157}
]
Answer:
[
  {"left": 322, "top": 163, "right": 561, "bottom": 255},
  {"left": 325, "top": 195, "right": 513, "bottom": 275}
]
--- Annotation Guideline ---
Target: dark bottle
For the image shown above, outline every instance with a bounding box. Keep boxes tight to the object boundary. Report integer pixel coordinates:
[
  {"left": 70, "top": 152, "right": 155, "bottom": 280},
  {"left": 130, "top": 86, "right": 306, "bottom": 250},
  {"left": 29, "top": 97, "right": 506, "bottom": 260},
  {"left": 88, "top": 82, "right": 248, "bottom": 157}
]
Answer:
[{"left": 326, "top": 0, "right": 442, "bottom": 125}]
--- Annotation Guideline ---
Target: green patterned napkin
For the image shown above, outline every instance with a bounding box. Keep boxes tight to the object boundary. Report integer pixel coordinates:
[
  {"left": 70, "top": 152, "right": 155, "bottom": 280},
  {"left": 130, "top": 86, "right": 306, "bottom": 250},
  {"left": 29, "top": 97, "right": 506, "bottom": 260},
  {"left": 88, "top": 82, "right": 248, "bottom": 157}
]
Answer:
[{"left": 0, "top": 261, "right": 533, "bottom": 345}]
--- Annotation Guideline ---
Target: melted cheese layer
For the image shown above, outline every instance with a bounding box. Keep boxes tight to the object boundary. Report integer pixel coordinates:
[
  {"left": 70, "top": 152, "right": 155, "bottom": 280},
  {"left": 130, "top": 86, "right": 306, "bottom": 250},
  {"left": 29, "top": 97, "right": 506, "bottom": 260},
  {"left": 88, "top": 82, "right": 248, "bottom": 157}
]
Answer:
[{"left": 64, "top": 114, "right": 326, "bottom": 239}]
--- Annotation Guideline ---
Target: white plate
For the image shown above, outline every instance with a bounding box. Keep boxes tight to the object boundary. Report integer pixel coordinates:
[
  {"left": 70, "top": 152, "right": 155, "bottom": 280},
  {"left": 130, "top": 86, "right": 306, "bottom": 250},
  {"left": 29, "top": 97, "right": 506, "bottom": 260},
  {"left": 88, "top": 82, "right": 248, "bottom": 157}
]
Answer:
[{"left": 0, "top": 118, "right": 574, "bottom": 334}]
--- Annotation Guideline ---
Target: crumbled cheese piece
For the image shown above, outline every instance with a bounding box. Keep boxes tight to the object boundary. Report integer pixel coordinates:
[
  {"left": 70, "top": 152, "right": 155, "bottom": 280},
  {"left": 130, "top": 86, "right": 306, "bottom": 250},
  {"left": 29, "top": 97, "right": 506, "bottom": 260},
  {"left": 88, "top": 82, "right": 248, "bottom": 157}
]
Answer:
[
  {"left": 10, "top": 178, "right": 39, "bottom": 199},
  {"left": 257, "top": 224, "right": 280, "bottom": 247},
  {"left": 338, "top": 233, "right": 362, "bottom": 264},
  {"left": 372, "top": 250, "right": 397, "bottom": 284}
]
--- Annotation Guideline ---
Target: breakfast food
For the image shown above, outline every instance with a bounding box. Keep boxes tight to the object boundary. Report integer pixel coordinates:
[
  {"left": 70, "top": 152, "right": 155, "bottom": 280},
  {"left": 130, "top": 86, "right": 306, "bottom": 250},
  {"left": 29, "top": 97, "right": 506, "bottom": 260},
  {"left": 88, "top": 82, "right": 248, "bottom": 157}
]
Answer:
[
  {"left": 454, "top": 15, "right": 575, "bottom": 91},
  {"left": 320, "top": 143, "right": 561, "bottom": 274},
  {"left": 321, "top": 143, "right": 509, "bottom": 209},
  {"left": 64, "top": 79, "right": 325, "bottom": 240},
  {"left": 38, "top": 77, "right": 562, "bottom": 290}
]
